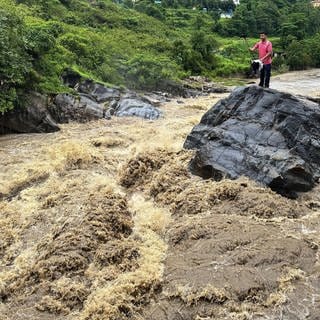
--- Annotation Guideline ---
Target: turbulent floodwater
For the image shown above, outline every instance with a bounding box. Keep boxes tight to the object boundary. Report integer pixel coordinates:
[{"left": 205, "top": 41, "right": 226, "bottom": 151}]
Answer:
[
  {"left": 0, "top": 72, "right": 320, "bottom": 320},
  {"left": 269, "top": 69, "right": 320, "bottom": 97}
]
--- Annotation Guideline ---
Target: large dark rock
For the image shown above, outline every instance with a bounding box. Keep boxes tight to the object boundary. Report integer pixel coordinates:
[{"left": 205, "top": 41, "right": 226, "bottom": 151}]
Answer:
[
  {"left": 0, "top": 93, "right": 59, "bottom": 134},
  {"left": 77, "top": 80, "right": 120, "bottom": 103},
  {"left": 115, "top": 98, "right": 162, "bottom": 120},
  {"left": 49, "top": 93, "right": 109, "bottom": 123},
  {"left": 50, "top": 92, "right": 162, "bottom": 122},
  {"left": 184, "top": 85, "right": 320, "bottom": 197}
]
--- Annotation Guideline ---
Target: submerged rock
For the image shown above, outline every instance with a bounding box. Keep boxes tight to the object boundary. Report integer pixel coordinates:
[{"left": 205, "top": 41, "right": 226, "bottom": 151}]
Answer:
[
  {"left": 0, "top": 93, "right": 59, "bottom": 134},
  {"left": 184, "top": 85, "right": 320, "bottom": 197},
  {"left": 115, "top": 98, "right": 162, "bottom": 120}
]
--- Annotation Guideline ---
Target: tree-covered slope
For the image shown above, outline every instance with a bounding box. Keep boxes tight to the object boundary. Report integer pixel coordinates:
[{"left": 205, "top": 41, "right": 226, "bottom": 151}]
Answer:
[
  {"left": 1, "top": 0, "right": 320, "bottom": 113},
  {"left": 1, "top": 0, "right": 222, "bottom": 113}
]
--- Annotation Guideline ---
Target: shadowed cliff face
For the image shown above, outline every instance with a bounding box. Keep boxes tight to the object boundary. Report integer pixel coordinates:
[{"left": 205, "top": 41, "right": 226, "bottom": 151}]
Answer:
[
  {"left": 0, "top": 82, "right": 320, "bottom": 320},
  {"left": 0, "top": 93, "right": 60, "bottom": 134}
]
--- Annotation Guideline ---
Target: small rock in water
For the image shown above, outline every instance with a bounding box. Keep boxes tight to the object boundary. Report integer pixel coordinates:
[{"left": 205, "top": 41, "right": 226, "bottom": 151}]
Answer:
[
  {"left": 184, "top": 85, "right": 320, "bottom": 197},
  {"left": 115, "top": 98, "right": 162, "bottom": 120}
]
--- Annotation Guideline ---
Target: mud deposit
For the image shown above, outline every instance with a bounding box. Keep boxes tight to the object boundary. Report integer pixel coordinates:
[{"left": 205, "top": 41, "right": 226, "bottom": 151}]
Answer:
[{"left": 1, "top": 90, "right": 320, "bottom": 320}]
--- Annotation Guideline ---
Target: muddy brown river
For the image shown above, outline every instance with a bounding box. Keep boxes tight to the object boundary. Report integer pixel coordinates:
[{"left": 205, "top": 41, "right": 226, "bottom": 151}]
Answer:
[
  {"left": 0, "top": 71, "right": 320, "bottom": 320},
  {"left": 271, "top": 69, "right": 320, "bottom": 97}
]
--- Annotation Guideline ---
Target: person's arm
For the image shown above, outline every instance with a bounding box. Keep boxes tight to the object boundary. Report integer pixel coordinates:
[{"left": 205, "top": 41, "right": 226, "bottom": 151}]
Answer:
[{"left": 249, "top": 43, "right": 259, "bottom": 52}]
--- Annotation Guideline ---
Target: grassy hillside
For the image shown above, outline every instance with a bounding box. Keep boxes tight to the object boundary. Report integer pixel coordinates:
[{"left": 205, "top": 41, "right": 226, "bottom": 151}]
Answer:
[
  {"left": 0, "top": 0, "right": 254, "bottom": 113},
  {"left": 2, "top": 0, "right": 319, "bottom": 113}
]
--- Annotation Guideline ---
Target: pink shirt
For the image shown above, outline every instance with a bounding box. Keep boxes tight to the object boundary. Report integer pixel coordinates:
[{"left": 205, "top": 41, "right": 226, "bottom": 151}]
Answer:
[{"left": 253, "top": 40, "right": 272, "bottom": 65}]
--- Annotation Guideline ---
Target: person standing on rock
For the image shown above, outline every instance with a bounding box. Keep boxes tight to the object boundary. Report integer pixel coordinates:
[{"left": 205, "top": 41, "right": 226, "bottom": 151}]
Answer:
[{"left": 250, "top": 32, "right": 273, "bottom": 88}]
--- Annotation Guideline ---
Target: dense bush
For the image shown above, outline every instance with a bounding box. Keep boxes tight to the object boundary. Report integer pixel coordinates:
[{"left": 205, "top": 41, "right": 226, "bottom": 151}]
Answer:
[
  {"left": 213, "top": 55, "right": 248, "bottom": 77},
  {"left": 218, "top": 0, "right": 320, "bottom": 38},
  {"left": 125, "top": 54, "right": 182, "bottom": 89},
  {"left": 0, "top": 8, "right": 31, "bottom": 112},
  {"left": 25, "top": 21, "right": 62, "bottom": 56},
  {"left": 286, "top": 33, "right": 320, "bottom": 70}
]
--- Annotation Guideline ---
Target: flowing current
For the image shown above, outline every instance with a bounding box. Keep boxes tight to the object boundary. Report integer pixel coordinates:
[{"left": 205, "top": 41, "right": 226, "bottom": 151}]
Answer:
[{"left": 0, "top": 71, "right": 320, "bottom": 320}]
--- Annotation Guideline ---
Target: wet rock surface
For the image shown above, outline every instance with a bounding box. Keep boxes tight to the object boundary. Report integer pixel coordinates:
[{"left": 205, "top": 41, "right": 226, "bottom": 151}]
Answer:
[
  {"left": 50, "top": 93, "right": 108, "bottom": 123},
  {"left": 0, "top": 72, "right": 229, "bottom": 135},
  {"left": 57, "top": 77, "right": 163, "bottom": 121},
  {"left": 77, "top": 79, "right": 121, "bottom": 103},
  {"left": 115, "top": 98, "right": 162, "bottom": 120},
  {"left": 184, "top": 85, "right": 320, "bottom": 197},
  {"left": 0, "top": 93, "right": 59, "bottom": 134}
]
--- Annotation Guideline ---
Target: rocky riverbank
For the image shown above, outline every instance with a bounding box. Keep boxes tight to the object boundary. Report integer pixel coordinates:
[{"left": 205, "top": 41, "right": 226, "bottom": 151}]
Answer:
[{"left": 0, "top": 75, "right": 228, "bottom": 134}]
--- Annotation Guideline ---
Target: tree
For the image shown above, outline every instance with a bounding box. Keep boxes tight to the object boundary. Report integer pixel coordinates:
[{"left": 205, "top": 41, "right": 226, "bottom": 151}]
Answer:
[
  {"left": 190, "top": 31, "right": 217, "bottom": 64},
  {"left": 286, "top": 40, "right": 312, "bottom": 70}
]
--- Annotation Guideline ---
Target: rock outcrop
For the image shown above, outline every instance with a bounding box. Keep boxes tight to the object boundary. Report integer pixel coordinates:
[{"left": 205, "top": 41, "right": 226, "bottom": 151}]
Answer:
[
  {"left": 50, "top": 94, "right": 109, "bottom": 123},
  {"left": 115, "top": 98, "right": 162, "bottom": 120},
  {"left": 0, "top": 93, "right": 59, "bottom": 134},
  {"left": 77, "top": 80, "right": 121, "bottom": 103},
  {"left": 49, "top": 91, "right": 162, "bottom": 122},
  {"left": 184, "top": 85, "right": 320, "bottom": 197},
  {"left": 58, "top": 73, "right": 163, "bottom": 121}
]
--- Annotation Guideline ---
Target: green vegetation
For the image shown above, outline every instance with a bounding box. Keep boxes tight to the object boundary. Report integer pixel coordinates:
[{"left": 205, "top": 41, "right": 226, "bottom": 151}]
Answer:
[
  {"left": 214, "top": 0, "right": 320, "bottom": 70},
  {"left": 0, "top": 0, "right": 222, "bottom": 112},
  {"left": 0, "top": 0, "right": 320, "bottom": 113}
]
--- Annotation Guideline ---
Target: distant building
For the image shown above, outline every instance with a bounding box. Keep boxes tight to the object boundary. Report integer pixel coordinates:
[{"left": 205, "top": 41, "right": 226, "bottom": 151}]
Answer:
[
  {"left": 220, "top": 0, "right": 240, "bottom": 18},
  {"left": 312, "top": 0, "right": 320, "bottom": 7},
  {"left": 220, "top": 11, "right": 233, "bottom": 18}
]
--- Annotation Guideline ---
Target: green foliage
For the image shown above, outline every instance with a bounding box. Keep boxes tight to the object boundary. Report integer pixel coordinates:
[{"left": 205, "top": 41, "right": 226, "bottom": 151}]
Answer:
[
  {"left": 218, "top": 0, "right": 320, "bottom": 38},
  {"left": 214, "top": 57, "right": 248, "bottom": 77},
  {"left": 135, "top": 0, "right": 165, "bottom": 20},
  {"left": 306, "top": 33, "right": 320, "bottom": 67},
  {"left": 160, "top": 0, "right": 235, "bottom": 13},
  {"left": 192, "top": 32, "right": 217, "bottom": 54},
  {"left": 3, "top": 0, "right": 319, "bottom": 114},
  {"left": 125, "top": 54, "right": 182, "bottom": 89},
  {"left": 25, "top": 21, "right": 62, "bottom": 56},
  {"left": 0, "top": 7, "right": 31, "bottom": 112},
  {"left": 285, "top": 33, "right": 320, "bottom": 70},
  {"left": 286, "top": 41, "right": 312, "bottom": 70}
]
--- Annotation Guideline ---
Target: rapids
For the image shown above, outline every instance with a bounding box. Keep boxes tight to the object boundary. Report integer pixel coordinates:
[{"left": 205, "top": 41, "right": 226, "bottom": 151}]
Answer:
[{"left": 1, "top": 71, "right": 320, "bottom": 319}]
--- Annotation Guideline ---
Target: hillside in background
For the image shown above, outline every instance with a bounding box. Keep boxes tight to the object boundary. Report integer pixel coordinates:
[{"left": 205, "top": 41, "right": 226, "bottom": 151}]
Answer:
[{"left": 1, "top": 0, "right": 320, "bottom": 113}]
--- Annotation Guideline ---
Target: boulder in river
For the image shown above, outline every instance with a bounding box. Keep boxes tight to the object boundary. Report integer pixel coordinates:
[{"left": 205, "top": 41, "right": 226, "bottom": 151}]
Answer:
[
  {"left": 184, "top": 85, "right": 320, "bottom": 197},
  {"left": 115, "top": 98, "right": 162, "bottom": 120},
  {"left": 77, "top": 80, "right": 121, "bottom": 103},
  {"left": 50, "top": 93, "right": 109, "bottom": 123},
  {"left": 0, "top": 93, "right": 59, "bottom": 134}
]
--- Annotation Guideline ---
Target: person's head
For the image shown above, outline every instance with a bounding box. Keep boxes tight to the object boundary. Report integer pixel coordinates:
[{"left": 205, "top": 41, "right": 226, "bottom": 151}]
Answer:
[{"left": 259, "top": 32, "right": 267, "bottom": 41}]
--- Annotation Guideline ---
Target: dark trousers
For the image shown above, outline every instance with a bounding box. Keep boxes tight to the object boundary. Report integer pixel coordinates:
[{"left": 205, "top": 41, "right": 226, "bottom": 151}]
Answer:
[{"left": 259, "top": 64, "right": 271, "bottom": 88}]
